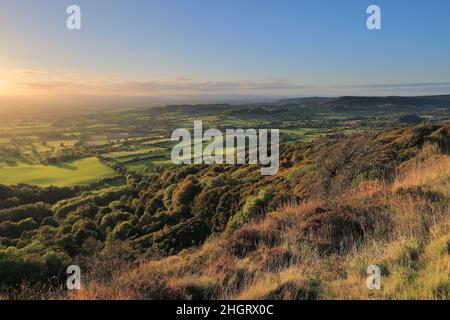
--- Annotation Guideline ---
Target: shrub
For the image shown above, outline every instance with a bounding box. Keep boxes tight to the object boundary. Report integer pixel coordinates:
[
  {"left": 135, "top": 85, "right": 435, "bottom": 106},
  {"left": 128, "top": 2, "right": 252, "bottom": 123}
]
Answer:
[
  {"left": 163, "top": 184, "right": 177, "bottom": 210},
  {"left": 172, "top": 176, "right": 202, "bottom": 208},
  {"left": 225, "top": 189, "right": 274, "bottom": 233},
  {"left": 0, "top": 218, "right": 38, "bottom": 239},
  {"left": 112, "top": 222, "right": 138, "bottom": 240},
  {"left": 227, "top": 226, "right": 261, "bottom": 258},
  {"left": 100, "top": 210, "right": 132, "bottom": 232},
  {"left": 193, "top": 187, "right": 223, "bottom": 224},
  {"left": 41, "top": 216, "right": 58, "bottom": 227},
  {"left": 0, "top": 202, "right": 52, "bottom": 224},
  {"left": 0, "top": 249, "right": 44, "bottom": 286}
]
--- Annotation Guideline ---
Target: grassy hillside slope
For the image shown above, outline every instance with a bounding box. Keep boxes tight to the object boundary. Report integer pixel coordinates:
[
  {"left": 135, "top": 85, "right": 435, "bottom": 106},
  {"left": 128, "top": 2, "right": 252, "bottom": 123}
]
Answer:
[{"left": 65, "top": 125, "right": 450, "bottom": 300}]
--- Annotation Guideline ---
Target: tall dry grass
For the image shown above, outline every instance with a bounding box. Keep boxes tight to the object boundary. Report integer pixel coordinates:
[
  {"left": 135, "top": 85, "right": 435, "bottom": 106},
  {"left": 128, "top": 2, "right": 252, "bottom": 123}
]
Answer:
[{"left": 57, "top": 153, "right": 450, "bottom": 300}]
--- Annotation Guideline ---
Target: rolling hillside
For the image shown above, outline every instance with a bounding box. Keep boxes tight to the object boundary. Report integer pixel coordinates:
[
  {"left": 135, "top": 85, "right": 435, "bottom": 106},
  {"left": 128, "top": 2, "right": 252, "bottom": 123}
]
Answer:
[
  {"left": 65, "top": 125, "right": 449, "bottom": 300},
  {"left": 1, "top": 124, "right": 447, "bottom": 299}
]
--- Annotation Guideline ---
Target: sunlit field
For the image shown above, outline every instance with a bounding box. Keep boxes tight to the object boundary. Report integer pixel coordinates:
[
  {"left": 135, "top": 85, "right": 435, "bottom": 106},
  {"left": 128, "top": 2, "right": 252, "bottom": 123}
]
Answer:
[{"left": 0, "top": 157, "right": 116, "bottom": 187}]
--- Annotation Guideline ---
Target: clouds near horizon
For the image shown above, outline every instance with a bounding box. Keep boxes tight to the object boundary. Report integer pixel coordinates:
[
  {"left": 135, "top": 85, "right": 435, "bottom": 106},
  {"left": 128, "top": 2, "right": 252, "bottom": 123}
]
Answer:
[{"left": 1, "top": 0, "right": 450, "bottom": 107}]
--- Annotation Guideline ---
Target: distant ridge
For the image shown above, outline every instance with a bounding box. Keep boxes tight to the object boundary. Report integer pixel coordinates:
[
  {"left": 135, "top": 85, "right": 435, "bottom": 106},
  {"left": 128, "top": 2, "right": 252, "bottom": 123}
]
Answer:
[
  {"left": 278, "top": 97, "right": 334, "bottom": 104},
  {"left": 278, "top": 95, "right": 450, "bottom": 107},
  {"left": 149, "top": 94, "right": 450, "bottom": 114},
  {"left": 323, "top": 95, "right": 450, "bottom": 107}
]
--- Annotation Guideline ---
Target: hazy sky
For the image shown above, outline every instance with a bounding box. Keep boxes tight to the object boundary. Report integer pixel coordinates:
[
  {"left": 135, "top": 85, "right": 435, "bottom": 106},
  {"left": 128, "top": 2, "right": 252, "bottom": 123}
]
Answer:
[{"left": 1, "top": 0, "right": 450, "bottom": 107}]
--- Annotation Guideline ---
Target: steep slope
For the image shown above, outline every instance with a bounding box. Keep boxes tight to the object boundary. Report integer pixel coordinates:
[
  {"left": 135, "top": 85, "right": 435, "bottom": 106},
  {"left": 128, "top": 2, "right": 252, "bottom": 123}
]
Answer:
[{"left": 66, "top": 125, "right": 450, "bottom": 300}]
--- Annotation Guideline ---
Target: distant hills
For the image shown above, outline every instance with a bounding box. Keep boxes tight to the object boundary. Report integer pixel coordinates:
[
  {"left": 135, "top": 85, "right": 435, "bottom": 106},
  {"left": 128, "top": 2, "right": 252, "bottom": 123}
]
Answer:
[
  {"left": 275, "top": 95, "right": 450, "bottom": 117},
  {"left": 323, "top": 95, "right": 450, "bottom": 108},
  {"left": 278, "top": 97, "right": 334, "bottom": 104},
  {"left": 158, "top": 94, "right": 450, "bottom": 111},
  {"left": 148, "top": 94, "right": 450, "bottom": 123},
  {"left": 280, "top": 95, "right": 450, "bottom": 108}
]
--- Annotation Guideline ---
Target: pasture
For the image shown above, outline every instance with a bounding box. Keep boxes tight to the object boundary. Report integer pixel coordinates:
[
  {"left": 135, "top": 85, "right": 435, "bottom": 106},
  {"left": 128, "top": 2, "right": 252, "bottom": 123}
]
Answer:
[{"left": 0, "top": 157, "right": 116, "bottom": 187}]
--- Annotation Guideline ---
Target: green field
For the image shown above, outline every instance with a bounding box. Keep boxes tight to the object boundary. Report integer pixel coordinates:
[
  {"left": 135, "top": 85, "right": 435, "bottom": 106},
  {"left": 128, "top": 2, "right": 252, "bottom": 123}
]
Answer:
[
  {"left": 124, "top": 156, "right": 173, "bottom": 171},
  {"left": 47, "top": 140, "right": 79, "bottom": 148},
  {"left": 103, "top": 147, "right": 166, "bottom": 159},
  {"left": 0, "top": 157, "right": 116, "bottom": 187}
]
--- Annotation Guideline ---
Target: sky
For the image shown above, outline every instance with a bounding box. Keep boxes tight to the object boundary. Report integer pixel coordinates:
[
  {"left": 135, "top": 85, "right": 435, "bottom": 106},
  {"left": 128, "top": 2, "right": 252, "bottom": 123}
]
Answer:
[{"left": 1, "top": 0, "right": 450, "bottom": 108}]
